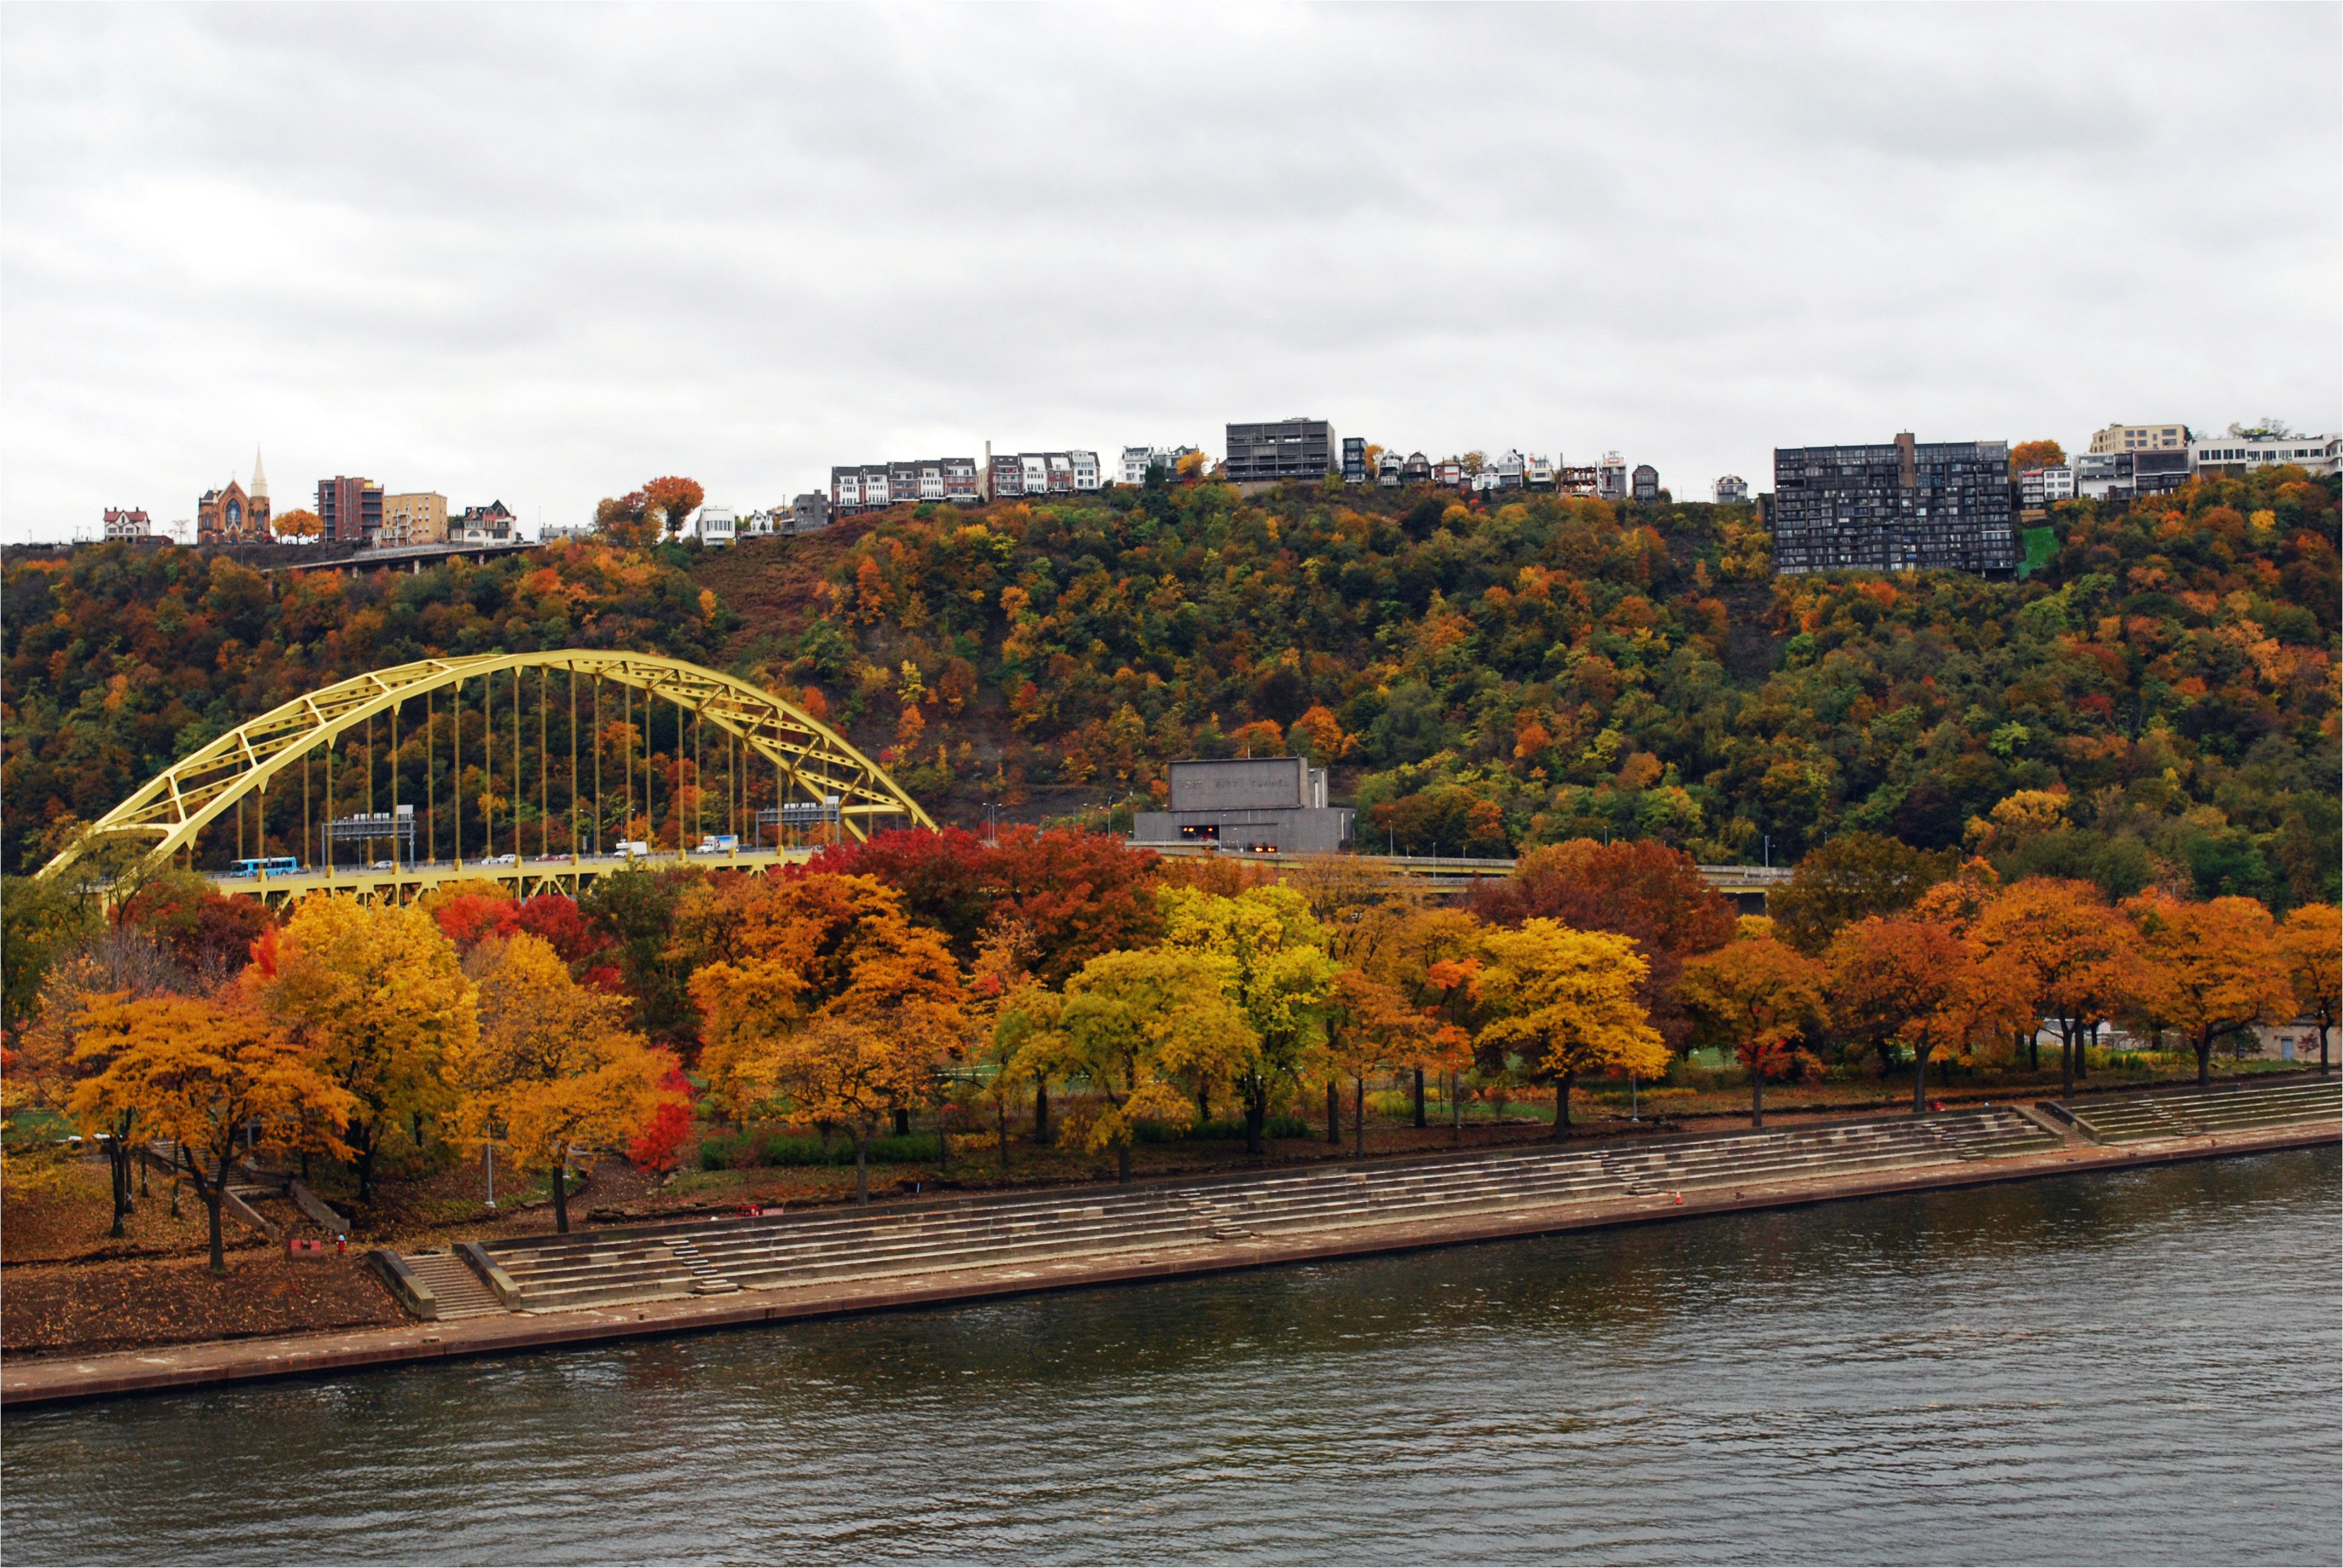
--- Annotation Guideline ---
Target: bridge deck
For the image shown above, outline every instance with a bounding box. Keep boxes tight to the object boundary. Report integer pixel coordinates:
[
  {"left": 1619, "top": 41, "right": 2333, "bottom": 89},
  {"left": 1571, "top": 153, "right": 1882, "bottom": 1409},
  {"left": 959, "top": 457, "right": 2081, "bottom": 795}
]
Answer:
[{"left": 212, "top": 847, "right": 818, "bottom": 901}]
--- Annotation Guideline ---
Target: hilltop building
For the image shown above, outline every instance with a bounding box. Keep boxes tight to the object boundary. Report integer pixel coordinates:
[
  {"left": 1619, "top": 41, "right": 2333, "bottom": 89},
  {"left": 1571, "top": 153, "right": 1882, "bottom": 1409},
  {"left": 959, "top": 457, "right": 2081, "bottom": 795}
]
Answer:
[
  {"left": 316, "top": 475, "right": 383, "bottom": 544},
  {"left": 1631, "top": 464, "right": 1660, "bottom": 503},
  {"left": 102, "top": 507, "right": 153, "bottom": 540},
  {"left": 1225, "top": 417, "right": 1339, "bottom": 485},
  {"left": 1714, "top": 475, "right": 1748, "bottom": 504},
  {"left": 380, "top": 492, "right": 447, "bottom": 547},
  {"left": 1769, "top": 432, "right": 2016, "bottom": 576},
  {"left": 1130, "top": 755, "right": 1353, "bottom": 855},
  {"left": 987, "top": 449, "right": 1100, "bottom": 499},
  {"left": 831, "top": 457, "right": 983, "bottom": 517},
  {"left": 1120, "top": 445, "right": 1199, "bottom": 485},
  {"left": 456, "top": 500, "right": 517, "bottom": 544},
  {"left": 1596, "top": 453, "right": 1628, "bottom": 502},
  {"left": 2088, "top": 421, "right": 2191, "bottom": 454},
  {"left": 2189, "top": 433, "right": 2339, "bottom": 477}
]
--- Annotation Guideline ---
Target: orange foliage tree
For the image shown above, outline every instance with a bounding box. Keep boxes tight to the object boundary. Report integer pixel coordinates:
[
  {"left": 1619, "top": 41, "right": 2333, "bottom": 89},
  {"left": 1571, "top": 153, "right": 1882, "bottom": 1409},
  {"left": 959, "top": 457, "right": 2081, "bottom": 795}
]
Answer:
[
  {"left": 2279, "top": 904, "right": 2340, "bottom": 1074},
  {"left": 456, "top": 933, "right": 679, "bottom": 1233},
  {"left": 1972, "top": 877, "right": 2137, "bottom": 1094},
  {"left": 2123, "top": 894, "right": 2297, "bottom": 1087},
  {"left": 1319, "top": 967, "right": 1434, "bottom": 1155},
  {"left": 1679, "top": 926, "right": 1828, "bottom": 1127},
  {"left": 68, "top": 990, "right": 353, "bottom": 1272},
  {"left": 1829, "top": 916, "right": 1968, "bottom": 1109},
  {"left": 735, "top": 1012, "right": 936, "bottom": 1204}
]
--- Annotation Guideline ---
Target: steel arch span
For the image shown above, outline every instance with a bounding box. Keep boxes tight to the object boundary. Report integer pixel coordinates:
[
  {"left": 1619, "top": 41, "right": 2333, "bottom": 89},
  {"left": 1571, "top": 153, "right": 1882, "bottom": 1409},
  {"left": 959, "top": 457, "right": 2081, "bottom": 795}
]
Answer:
[{"left": 35, "top": 650, "right": 935, "bottom": 883}]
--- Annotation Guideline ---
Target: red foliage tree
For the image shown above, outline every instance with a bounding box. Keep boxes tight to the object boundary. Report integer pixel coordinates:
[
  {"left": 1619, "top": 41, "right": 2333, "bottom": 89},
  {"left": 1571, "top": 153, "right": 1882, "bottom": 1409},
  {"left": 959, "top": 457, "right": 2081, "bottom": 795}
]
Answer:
[
  {"left": 811, "top": 825, "right": 1163, "bottom": 985},
  {"left": 115, "top": 878, "right": 274, "bottom": 983},
  {"left": 628, "top": 1070, "right": 694, "bottom": 1173},
  {"left": 432, "top": 891, "right": 618, "bottom": 988}
]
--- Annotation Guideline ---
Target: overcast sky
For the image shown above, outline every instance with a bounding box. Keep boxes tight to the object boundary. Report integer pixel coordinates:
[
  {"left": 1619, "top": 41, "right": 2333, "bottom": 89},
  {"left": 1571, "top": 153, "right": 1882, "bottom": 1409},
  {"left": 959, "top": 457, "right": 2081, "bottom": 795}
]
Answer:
[{"left": 3, "top": 3, "right": 2336, "bottom": 543}]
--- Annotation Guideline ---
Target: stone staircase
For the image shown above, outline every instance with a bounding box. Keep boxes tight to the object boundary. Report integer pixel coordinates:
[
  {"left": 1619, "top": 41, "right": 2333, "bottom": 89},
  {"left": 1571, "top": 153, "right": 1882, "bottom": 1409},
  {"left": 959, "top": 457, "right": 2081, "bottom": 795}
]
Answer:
[
  {"left": 143, "top": 1140, "right": 283, "bottom": 1198},
  {"left": 398, "top": 1250, "right": 506, "bottom": 1319},
  {"left": 2059, "top": 1079, "right": 2342, "bottom": 1144},
  {"left": 430, "top": 1106, "right": 2056, "bottom": 1315}
]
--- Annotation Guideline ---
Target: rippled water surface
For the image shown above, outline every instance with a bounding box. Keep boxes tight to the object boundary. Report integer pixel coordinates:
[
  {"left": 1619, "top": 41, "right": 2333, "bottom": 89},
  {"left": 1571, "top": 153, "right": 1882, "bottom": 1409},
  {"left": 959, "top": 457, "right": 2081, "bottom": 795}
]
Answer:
[{"left": 7, "top": 1149, "right": 2339, "bottom": 1565}]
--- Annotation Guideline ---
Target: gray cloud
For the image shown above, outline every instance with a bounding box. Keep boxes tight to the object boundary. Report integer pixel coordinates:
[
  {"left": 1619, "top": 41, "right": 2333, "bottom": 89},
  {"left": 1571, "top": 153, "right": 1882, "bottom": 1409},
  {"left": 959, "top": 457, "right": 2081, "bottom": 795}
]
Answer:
[{"left": 3, "top": 1, "right": 2336, "bottom": 541}]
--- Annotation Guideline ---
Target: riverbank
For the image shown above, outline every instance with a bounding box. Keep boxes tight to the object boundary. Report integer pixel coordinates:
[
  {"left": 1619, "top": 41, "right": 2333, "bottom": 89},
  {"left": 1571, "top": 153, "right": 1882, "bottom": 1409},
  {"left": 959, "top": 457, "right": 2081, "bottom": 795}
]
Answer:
[{"left": 6, "top": 1116, "right": 2331, "bottom": 1409}]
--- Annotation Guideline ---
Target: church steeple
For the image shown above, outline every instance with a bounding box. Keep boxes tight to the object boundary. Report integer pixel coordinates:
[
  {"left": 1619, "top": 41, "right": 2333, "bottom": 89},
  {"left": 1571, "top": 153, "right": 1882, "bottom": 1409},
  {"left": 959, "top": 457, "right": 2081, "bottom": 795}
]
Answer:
[{"left": 250, "top": 448, "right": 269, "bottom": 501}]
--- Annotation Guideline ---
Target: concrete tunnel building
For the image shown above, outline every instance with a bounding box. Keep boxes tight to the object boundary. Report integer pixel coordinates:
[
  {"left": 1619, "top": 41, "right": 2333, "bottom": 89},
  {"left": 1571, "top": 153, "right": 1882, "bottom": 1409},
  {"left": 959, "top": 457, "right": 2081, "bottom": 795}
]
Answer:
[{"left": 1130, "top": 756, "right": 1355, "bottom": 855}]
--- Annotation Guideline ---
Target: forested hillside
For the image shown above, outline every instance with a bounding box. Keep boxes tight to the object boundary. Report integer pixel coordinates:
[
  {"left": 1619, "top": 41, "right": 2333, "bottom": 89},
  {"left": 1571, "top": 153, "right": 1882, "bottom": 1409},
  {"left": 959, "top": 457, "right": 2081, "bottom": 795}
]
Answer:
[{"left": 5, "top": 468, "right": 2336, "bottom": 908}]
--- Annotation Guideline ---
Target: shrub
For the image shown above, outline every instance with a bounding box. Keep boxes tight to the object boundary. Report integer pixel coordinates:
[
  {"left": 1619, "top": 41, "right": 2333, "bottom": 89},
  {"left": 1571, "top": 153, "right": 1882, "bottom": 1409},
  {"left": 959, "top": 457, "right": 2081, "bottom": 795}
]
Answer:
[
  {"left": 1265, "top": 1115, "right": 1309, "bottom": 1138},
  {"left": 696, "top": 1132, "right": 739, "bottom": 1172}
]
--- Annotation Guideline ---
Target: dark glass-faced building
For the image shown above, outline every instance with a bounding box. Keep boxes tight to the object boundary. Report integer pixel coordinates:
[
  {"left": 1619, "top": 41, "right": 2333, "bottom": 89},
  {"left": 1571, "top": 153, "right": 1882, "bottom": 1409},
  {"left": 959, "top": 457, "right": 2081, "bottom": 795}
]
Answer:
[
  {"left": 1225, "top": 417, "right": 1339, "bottom": 484},
  {"left": 1769, "top": 433, "right": 2016, "bottom": 576}
]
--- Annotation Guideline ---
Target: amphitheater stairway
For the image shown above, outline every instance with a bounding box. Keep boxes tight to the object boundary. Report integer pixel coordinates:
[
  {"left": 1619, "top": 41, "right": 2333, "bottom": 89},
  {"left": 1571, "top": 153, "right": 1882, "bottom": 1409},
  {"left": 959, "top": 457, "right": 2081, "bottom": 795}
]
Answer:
[
  {"left": 410, "top": 1105, "right": 2065, "bottom": 1316},
  {"left": 398, "top": 1250, "right": 506, "bottom": 1319},
  {"left": 2060, "top": 1078, "right": 2342, "bottom": 1144}
]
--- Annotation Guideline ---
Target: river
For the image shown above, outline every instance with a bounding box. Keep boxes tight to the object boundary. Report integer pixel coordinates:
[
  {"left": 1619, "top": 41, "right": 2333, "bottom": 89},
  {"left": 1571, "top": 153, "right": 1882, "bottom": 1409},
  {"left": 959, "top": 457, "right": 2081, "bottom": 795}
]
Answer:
[{"left": 5, "top": 1148, "right": 2337, "bottom": 1565}]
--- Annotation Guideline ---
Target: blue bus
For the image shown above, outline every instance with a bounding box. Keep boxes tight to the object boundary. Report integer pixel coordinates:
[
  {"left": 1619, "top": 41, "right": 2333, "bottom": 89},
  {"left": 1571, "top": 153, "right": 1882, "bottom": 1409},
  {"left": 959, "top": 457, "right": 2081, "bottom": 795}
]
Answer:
[{"left": 227, "top": 856, "right": 301, "bottom": 878}]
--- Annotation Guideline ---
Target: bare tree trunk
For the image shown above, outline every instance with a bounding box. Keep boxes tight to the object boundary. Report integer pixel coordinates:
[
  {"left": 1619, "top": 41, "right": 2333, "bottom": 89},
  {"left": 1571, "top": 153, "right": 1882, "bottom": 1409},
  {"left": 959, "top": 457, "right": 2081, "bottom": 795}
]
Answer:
[
  {"left": 1553, "top": 1070, "right": 1573, "bottom": 1140},
  {"left": 1751, "top": 1068, "right": 1765, "bottom": 1128},
  {"left": 2321, "top": 1025, "right": 2332, "bottom": 1077},
  {"left": 855, "top": 1129, "right": 871, "bottom": 1204},
  {"left": 1033, "top": 1081, "right": 1050, "bottom": 1145},
  {"left": 108, "top": 1139, "right": 134, "bottom": 1239},
  {"left": 1913, "top": 1045, "right": 1930, "bottom": 1114},
  {"left": 1413, "top": 1068, "right": 1427, "bottom": 1129},
  {"left": 190, "top": 1152, "right": 227, "bottom": 1275},
  {"left": 893, "top": 1107, "right": 911, "bottom": 1137},
  {"left": 1452, "top": 1071, "right": 1462, "bottom": 1146},
  {"left": 1354, "top": 1076, "right": 1365, "bottom": 1158},
  {"left": 2060, "top": 1020, "right": 2076, "bottom": 1097},
  {"left": 551, "top": 1162, "right": 570, "bottom": 1234},
  {"left": 1326, "top": 1079, "right": 1340, "bottom": 1145},
  {"left": 1244, "top": 1091, "right": 1266, "bottom": 1158},
  {"left": 2195, "top": 1033, "right": 2213, "bottom": 1089},
  {"left": 1117, "top": 1142, "right": 1132, "bottom": 1183},
  {"left": 997, "top": 1101, "right": 1010, "bottom": 1174}
]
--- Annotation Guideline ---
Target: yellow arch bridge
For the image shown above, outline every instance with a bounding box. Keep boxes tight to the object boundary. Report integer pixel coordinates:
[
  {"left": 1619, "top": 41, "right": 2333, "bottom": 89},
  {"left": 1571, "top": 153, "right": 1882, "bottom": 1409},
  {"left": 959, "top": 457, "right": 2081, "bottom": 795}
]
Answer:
[{"left": 36, "top": 650, "right": 936, "bottom": 905}]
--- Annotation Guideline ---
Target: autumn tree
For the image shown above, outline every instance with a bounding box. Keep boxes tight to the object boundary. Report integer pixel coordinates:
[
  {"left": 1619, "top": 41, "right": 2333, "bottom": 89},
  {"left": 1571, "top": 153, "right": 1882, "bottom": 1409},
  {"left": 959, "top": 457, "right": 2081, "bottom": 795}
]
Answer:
[
  {"left": 1158, "top": 883, "right": 1339, "bottom": 1155},
  {"left": 68, "top": 990, "right": 353, "bottom": 1272},
  {"left": 1971, "top": 877, "right": 2135, "bottom": 1094},
  {"left": 1771, "top": 833, "right": 1956, "bottom": 955},
  {"left": 270, "top": 507, "right": 322, "bottom": 541},
  {"left": 1828, "top": 915, "right": 2025, "bottom": 1113},
  {"left": 1343, "top": 904, "right": 1483, "bottom": 1127},
  {"left": 1679, "top": 927, "right": 1828, "bottom": 1126},
  {"left": 1473, "top": 921, "right": 1666, "bottom": 1138},
  {"left": 1470, "top": 838, "right": 1735, "bottom": 1051},
  {"left": 2278, "top": 904, "right": 2340, "bottom": 1075},
  {"left": 686, "top": 872, "right": 965, "bottom": 1120},
  {"left": 642, "top": 475, "right": 705, "bottom": 540},
  {"left": 457, "top": 933, "right": 680, "bottom": 1232},
  {"left": 19, "top": 930, "right": 185, "bottom": 1235},
  {"left": 1012, "top": 949, "right": 1251, "bottom": 1182},
  {"left": 2008, "top": 439, "right": 2066, "bottom": 474},
  {"left": 254, "top": 895, "right": 476, "bottom": 1202},
  {"left": 1319, "top": 968, "right": 1430, "bottom": 1155},
  {"left": 2124, "top": 894, "right": 2296, "bottom": 1088},
  {"left": 735, "top": 1011, "right": 934, "bottom": 1204}
]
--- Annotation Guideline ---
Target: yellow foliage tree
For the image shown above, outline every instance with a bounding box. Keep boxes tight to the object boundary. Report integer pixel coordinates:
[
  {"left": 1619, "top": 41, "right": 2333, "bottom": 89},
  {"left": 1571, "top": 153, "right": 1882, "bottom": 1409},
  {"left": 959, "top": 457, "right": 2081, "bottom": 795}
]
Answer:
[
  {"left": 68, "top": 990, "right": 354, "bottom": 1272},
  {"left": 1473, "top": 920, "right": 1668, "bottom": 1138},
  {"left": 1011, "top": 948, "right": 1253, "bottom": 1182},
  {"left": 456, "top": 933, "right": 677, "bottom": 1233},
  {"left": 255, "top": 895, "right": 476, "bottom": 1203},
  {"left": 1158, "top": 883, "right": 1339, "bottom": 1154}
]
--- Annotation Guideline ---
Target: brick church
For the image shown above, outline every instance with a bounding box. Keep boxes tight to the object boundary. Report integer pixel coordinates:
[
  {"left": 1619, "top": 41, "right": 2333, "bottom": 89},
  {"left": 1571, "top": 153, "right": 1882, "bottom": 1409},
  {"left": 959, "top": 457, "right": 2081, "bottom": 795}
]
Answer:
[{"left": 198, "top": 451, "right": 272, "bottom": 544}]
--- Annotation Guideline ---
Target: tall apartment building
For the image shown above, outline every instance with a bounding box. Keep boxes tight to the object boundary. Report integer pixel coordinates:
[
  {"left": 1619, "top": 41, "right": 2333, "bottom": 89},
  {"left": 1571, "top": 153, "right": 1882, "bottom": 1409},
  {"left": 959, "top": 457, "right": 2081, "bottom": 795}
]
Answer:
[
  {"left": 2189, "top": 433, "right": 2340, "bottom": 477},
  {"left": 1341, "top": 437, "right": 1370, "bottom": 484},
  {"left": 316, "top": 476, "right": 384, "bottom": 544},
  {"left": 379, "top": 492, "right": 448, "bottom": 547},
  {"left": 1769, "top": 433, "right": 2017, "bottom": 576},
  {"left": 1224, "top": 417, "right": 1338, "bottom": 484},
  {"left": 987, "top": 449, "right": 1100, "bottom": 499},
  {"left": 2088, "top": 422, "right": 2191, "bottom": 454},
  {"left": 1714, "top": 475, "right": 1749, "bottom": 504},
  {"left": 102, "top": 507, "right": 152, "bottom": 540}
]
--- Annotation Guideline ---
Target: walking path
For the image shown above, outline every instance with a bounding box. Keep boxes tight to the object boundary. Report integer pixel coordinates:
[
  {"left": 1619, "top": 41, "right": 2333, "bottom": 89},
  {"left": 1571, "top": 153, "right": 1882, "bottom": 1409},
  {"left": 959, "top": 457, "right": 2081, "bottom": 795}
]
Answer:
[{"left": 7, "top": 1089, "right": 2333, "bottom": 1408}]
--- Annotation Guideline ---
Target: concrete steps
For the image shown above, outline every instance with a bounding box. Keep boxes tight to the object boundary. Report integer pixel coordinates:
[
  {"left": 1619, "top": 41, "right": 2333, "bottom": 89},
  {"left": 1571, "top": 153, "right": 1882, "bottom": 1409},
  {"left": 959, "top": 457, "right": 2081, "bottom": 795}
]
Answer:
[
  {"left": 398, "top": 1250, "right": 506, "bottom": 1319},
  {"left": 2062, "top": 1079, "right": 2342, "bottom": 1144},
  {"left": 470, "top": 1105, "right": 2057, "bottom": 1314}
]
